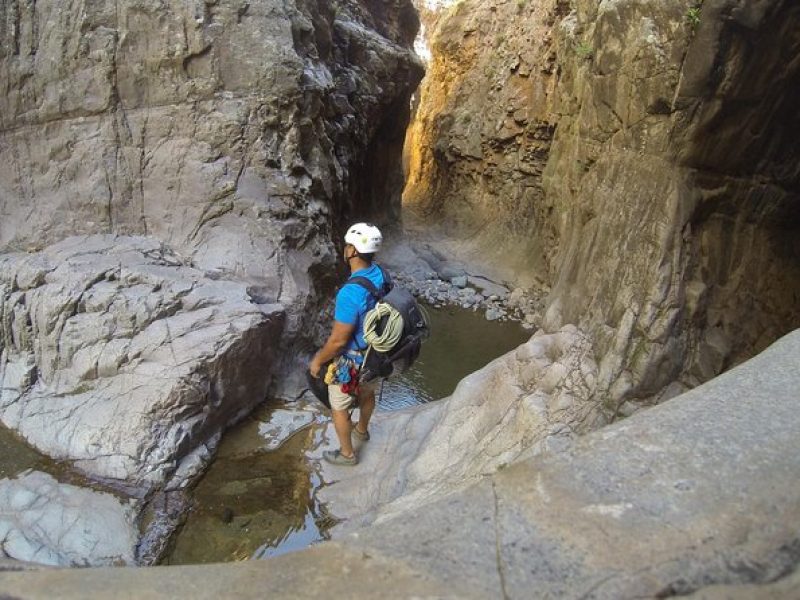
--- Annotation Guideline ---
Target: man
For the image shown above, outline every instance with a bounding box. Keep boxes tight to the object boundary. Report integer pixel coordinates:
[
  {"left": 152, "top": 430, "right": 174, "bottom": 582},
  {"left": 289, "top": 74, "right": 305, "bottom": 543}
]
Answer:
[{"left": 309, "top": 223, "right": 387, "bottom": 466}]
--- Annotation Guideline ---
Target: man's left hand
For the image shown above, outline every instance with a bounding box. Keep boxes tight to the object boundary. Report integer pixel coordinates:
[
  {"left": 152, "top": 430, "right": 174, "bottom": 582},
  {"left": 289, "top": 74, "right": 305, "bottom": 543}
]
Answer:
[{"left": 309, "top": 357, "right": 322, "bottom": 378}]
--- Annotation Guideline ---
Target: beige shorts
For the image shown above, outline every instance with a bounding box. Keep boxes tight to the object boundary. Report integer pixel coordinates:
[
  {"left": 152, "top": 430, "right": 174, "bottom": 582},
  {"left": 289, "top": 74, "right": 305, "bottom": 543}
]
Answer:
[{"left": 328, "top": 380, "right": 379, "bottom": 411}]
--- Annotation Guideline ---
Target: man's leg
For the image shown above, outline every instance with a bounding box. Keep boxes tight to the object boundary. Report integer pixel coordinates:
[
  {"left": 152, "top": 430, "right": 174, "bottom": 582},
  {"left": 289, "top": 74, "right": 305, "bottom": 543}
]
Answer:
[
  {"left": 331, "top": 408, "right": 354, "bottom": 458},
  {"left": 355, "top": 382, "right": 377, "bottom": 436},
  {"left": 328, "top": 385, "right": 355, "bottom": 459}
]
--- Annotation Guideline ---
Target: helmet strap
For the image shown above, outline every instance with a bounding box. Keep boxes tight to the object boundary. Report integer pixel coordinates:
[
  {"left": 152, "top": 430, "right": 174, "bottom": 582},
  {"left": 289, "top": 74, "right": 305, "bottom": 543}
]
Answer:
[
  {"left": 343, "top": 245, "right": 358, "bottom": 264},
  {"left": 344, "top": 245, "right": 369, "bottom": 272}
]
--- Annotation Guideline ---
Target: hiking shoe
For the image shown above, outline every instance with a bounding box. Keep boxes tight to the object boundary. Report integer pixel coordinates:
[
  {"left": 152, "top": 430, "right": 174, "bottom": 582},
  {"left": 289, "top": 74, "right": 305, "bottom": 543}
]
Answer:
[
  {"left": 323, "top": 449, "right": 358, "bottom": 466},
  {"left": 352, "top": 427, "right": 370, "bottom": 442}
]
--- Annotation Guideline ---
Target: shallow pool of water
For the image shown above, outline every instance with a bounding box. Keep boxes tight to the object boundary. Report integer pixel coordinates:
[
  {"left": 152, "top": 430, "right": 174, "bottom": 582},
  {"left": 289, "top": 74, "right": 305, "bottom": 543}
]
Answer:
[
  {"left": 0, "top": 425, "right": 53, "bottom": 480},
  {"left": 164, "top": 404, "right": 331, "bottom": 565},
  {"left": 166, "top": 305, "right": 530, "bottom": 564},
  {"left": 0, "top": 423, "right": 128, "bottom": 496},
  {"left": 380, "top": 304, "right": 532, "bottom": 409}
]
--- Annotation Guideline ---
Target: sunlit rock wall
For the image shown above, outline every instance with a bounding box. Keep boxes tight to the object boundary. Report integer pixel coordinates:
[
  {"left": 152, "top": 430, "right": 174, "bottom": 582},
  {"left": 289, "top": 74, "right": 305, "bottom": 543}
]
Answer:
[
  {"left": 404, "top": 0, "right": 567, "bottom": 284},
  {"left": 405, "top": 0, "right": 800, "bottom": 409}
]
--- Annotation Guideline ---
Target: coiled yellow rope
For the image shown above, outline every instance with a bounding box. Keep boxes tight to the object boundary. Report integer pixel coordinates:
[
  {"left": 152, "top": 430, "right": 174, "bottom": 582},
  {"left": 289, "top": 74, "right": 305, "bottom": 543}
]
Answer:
[{"left": 363, "top": 303, "right": 404, "bottom": 353}]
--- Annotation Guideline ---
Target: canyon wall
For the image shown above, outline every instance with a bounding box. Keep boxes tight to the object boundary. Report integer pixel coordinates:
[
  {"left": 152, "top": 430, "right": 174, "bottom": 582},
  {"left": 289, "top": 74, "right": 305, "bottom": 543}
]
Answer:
[
  {"left": 405, "top": 0, "right": 566, "bottom": 284},
  {"left": 405, "top": 0, "right": 800, "bottom": 408},
  {"left": 0, "top": 0, "right": 422, "bottom": 564},
  {"left": 0, "top": 0, "right": 422, "bottom": 333}
]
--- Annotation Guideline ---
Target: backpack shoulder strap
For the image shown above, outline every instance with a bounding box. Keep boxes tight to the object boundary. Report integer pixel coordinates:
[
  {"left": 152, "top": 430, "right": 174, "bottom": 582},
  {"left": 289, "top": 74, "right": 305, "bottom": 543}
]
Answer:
[
  {"left": 345, "top": 265, "right": 393, "bottom": 300},
  {"left": 346, "top": 276, "right": 384, "bottom": 300},
  {"left": 376, "top": 264, "right": 393, "bottom": 295}
]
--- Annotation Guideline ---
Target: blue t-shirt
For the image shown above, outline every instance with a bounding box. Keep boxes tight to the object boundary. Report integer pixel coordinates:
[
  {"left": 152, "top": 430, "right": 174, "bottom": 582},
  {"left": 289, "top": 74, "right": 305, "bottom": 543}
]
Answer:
[{"left": 334, "top": 264, "right": 387, "bottom": 351}]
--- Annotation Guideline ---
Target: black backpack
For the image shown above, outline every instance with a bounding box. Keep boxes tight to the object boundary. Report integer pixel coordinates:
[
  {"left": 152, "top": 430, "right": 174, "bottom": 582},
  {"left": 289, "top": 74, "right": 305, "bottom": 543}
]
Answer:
[{"left": 347, "top": 266, "right": 429, "bottom": 383}]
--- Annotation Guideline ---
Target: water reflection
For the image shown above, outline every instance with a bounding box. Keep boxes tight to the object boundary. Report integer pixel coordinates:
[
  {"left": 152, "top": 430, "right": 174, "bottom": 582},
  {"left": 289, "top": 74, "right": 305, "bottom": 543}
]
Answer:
[
  {"left": 252, "top": 472, "right": 329, "bottom": 560},
  {"left": 0, "top": 425, "right": 52, "bottom": 479},
  {"left": 379, "top": 304, "right": 531, "bottom": 409},
  {"left": 165, "top": 407, "right": 330, "bottom": 565}
]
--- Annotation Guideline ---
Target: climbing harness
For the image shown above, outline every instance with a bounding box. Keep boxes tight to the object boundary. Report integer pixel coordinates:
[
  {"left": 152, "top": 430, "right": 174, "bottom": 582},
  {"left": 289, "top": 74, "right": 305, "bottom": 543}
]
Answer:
[{"left": 324, "top": 351, "right": 364, "bottom": 396}]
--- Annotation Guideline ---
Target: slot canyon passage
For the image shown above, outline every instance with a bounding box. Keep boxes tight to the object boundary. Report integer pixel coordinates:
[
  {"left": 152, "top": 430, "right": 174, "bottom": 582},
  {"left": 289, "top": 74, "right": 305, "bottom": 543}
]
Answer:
[{"left": 1, "top": 0, "right": 800, "bottom": 597}]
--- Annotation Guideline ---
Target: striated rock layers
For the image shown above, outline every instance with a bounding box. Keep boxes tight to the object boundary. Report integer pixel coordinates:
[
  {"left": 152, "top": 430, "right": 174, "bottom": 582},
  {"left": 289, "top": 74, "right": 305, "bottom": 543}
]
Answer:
[{"left": 405, "top": 0, "right": 800, "bottom": 408}]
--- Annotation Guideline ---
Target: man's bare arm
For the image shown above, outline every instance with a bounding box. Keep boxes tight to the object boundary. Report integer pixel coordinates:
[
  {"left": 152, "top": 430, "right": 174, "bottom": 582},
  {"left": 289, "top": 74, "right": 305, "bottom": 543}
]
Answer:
[{"left": 309, "top": 320, "right": 356, "bottom": 376}]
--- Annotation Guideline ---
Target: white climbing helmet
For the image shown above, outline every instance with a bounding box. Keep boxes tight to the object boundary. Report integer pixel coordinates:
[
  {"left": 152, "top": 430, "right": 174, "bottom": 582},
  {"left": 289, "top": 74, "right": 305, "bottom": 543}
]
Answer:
[{"left": 345, "top": 222, "right": 383, "bottom": 254}]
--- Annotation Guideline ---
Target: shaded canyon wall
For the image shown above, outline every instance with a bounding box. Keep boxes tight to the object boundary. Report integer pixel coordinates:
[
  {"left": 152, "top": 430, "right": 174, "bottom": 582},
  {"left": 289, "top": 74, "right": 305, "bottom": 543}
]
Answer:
[{"left": 405, "top": 0, "right": 800, "bottom": 409}]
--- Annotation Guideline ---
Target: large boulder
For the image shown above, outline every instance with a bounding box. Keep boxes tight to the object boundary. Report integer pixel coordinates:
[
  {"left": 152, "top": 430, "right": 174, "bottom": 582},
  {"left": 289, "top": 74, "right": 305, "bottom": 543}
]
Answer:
[
  {"left": 0, "top": 235, "right": 283, "bottom": 491},
  {"left": 0, "top": 470, "right": 138, "bottom": 567}
]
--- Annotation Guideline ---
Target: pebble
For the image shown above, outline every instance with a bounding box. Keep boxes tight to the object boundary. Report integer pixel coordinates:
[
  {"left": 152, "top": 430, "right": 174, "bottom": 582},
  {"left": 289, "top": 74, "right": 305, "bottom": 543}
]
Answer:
[{"left": 395, "top": 266, "right": 546, "bottom": 325}]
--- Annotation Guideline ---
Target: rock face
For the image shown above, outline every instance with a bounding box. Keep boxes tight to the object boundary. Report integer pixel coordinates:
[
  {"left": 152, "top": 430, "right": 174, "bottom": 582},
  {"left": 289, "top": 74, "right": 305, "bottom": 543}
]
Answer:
[
  {"left": 0, "top": 0, "right": 423, "bottom": 564},
  {"left": 404, "top": 0, "right": 565, "bottom": 285},
  {"left": 0, "top": 471, "right": 137, "bottom": 566},
  {"left": 319, "top": 329, "right": 800, "bottom": 598},
  {"left": 543, "top": 0, "right": 800, "bottom": 406},
  {"left": 0, "top": 0, "right": 423, "bottom": 339},
  {"left": 405, "top": 0, "right": 800, "bottom": 408},
  {"left": 0, "top": 235, "right": 283, "bottom": 491}
]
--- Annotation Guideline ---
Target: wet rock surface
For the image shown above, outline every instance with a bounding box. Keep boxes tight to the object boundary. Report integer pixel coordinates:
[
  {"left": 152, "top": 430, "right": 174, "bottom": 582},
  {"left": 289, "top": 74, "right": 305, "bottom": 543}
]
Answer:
[
  {"left": 0, "top": 471, "right": 137, "bottom": 567},
  {"left": 0, "top": 235, "right": 284, "bottom": 492}
]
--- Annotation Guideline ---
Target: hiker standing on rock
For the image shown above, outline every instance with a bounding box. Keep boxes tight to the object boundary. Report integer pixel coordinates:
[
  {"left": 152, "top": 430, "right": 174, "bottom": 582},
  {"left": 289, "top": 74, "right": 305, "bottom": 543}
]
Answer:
[{"left": 309, "top": 223, "right": 388, "bottom": 466}]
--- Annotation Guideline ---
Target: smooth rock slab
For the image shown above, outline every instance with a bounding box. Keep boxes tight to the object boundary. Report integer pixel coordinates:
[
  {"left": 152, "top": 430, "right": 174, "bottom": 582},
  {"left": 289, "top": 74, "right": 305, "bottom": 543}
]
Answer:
[
  {"left": 0, "top": 235, "right": 284, "bottom": 491},
  {"left": 0, "top": 471, "right": 137, "bottom": 567},
  {"left": 339, "top": 329, "right": 800, "bottom": 598}
]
